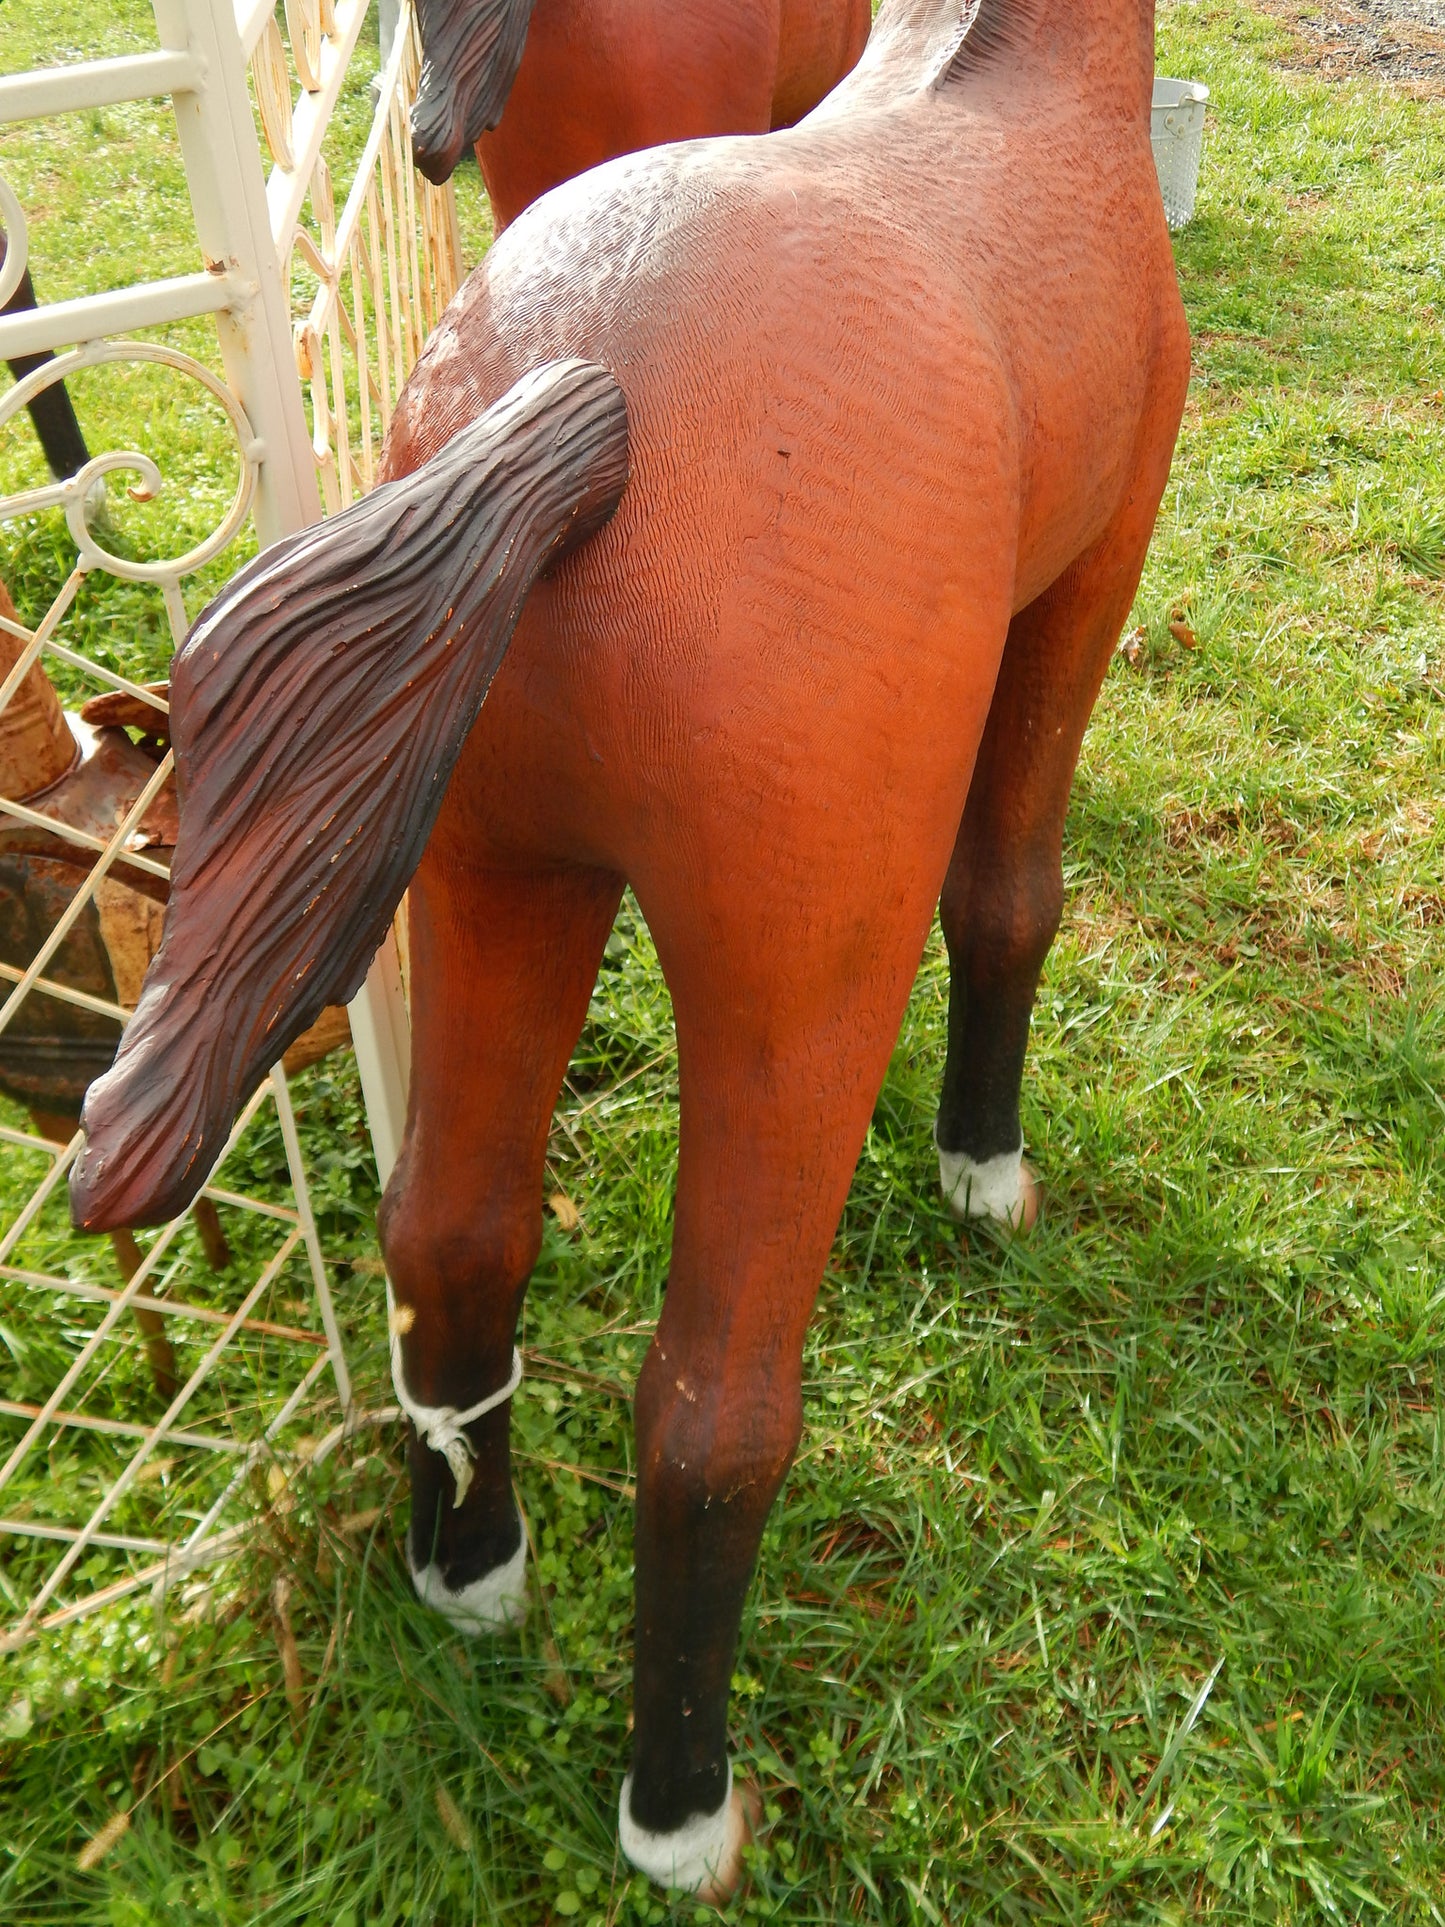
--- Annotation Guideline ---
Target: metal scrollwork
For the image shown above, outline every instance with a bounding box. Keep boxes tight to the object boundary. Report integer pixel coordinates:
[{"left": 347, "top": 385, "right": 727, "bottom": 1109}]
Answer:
[
  {"left": 0, "top": 174, "right": 30, "bottom": 310},
  {"left": 284, "top": 0, "right": 326, "bottom": 93},
  {"left": 0, "top": 341, "right": 261, "bottom": 590},
  {"left": 253, "top": 15, "right": 297, "bottom": 171}
]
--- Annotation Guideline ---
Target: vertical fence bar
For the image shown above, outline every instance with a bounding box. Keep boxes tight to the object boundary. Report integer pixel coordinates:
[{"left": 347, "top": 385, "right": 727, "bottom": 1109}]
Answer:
[
  {"left": 155, "top": 0, "right": 412, "bottom": 1183},
  {"left": 153, "top": 0, "right": 319, "bottom": 547}
]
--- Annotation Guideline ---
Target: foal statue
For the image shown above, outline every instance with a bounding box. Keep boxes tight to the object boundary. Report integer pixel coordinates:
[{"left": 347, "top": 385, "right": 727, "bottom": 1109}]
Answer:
[{"left": 73, "top": 0, "right": 1190, "bottom": 1897}]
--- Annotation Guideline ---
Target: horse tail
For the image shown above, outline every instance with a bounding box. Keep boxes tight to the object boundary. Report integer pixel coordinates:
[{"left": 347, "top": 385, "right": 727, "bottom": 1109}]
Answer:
[
  {"left": 410, "top": 0, "right": 539, "bottom": 185},
  {"left": 70, "top": 358, "right": 629, "bottom": 1231}
]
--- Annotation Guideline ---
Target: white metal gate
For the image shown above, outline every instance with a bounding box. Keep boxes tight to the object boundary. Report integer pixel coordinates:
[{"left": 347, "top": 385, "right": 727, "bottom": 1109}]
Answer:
[{"left": 0, "top": 0, "right": 458, "bottom": 1645}]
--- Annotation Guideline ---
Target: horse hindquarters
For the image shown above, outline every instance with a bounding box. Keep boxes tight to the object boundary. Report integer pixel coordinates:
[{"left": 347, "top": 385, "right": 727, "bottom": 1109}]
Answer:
[
  {"left": 70, "top": 360, "right": 629, "bottom": 1233},
  {"left": 473, "top": 0, "right": 781, "bottom": 231}
]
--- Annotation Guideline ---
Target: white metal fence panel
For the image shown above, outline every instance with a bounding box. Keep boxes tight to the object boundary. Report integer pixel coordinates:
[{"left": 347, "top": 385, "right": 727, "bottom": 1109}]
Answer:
[{"left": 0, "top": 0, "right": 456, "bottom": 1645}]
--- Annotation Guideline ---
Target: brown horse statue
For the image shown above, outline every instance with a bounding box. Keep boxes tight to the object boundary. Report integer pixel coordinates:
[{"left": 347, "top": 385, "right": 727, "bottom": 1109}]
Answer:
[
  {"left": 73, "top": 0, "right": 1189, "bottom": 1896},
  {"left": 409, "top": 0, "right": 872, "bottom": 227}
]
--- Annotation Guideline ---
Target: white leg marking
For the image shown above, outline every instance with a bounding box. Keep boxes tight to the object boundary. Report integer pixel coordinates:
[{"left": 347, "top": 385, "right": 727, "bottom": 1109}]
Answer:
[
  {"left": 936, "top": 1129, "right": 1025, "bottom": 1224},
  {"left": 618, "top": 1765, "right": 735, "bottom": 1892},
  {"left": 410, "top": 1533, "right": 528, "bottom": 1634}
]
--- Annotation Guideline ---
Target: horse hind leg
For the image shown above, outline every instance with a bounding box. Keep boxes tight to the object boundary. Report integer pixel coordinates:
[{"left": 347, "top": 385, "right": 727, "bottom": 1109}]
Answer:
[
  {"left": 935, "top": 497, "right": 1168, "bottom": 1229},
  {"left": 379, "top": 850, "right": 623, "bottom": 1632},
  {"left": 619, "top": 852, "right": 950, "bottom": 1896}
]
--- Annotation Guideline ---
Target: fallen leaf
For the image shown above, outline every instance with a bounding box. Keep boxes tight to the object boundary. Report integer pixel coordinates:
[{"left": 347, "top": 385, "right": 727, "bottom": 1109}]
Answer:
[
  {"left": 1168, "top": 620, "right": 1197, "bottom": 649},
  {"left": 542, "top": 1634, "right": 572, "bottom": 1706},
  {"left": 272, "top": 1576, "right": 305, "bottom": 1723},
  {"left": 1119, "top": 626, "right": 1146, "bottom": 667}
]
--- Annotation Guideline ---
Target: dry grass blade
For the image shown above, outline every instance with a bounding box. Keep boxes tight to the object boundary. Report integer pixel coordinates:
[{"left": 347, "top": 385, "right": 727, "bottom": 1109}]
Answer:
[
  {"left": 435, "top": 1783, "right": 473, "bottom": 1854},
  {"left": 548, "top": 1190, "right": 581, "bottom": 1232},
  {"left": 542, "top": 1634, "right": 573, "bottom": 1706},
  {"left": 272, "top": 1574, "right": 305, "bottom": 1724}
]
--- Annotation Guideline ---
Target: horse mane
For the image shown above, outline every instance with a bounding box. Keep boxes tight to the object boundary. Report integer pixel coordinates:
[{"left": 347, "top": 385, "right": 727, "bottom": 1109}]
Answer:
[{"left": 942, "top": 0, "right": 1050, "bottom": 84}]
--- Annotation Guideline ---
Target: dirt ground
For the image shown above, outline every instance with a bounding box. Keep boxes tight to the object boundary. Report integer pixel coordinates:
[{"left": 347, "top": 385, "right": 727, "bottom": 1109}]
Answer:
[
  {"left": 1361, "top": 0, "right": 1445, "bottom": 28},
  {"left": 1247, "top": 0, "right": 1445, "bottom": 93}
]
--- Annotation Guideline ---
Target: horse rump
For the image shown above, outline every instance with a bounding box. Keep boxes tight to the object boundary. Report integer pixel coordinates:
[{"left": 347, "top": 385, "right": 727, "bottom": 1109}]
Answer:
[{"left": 70, "top": 358, "right": 629, "bottom": 1232}]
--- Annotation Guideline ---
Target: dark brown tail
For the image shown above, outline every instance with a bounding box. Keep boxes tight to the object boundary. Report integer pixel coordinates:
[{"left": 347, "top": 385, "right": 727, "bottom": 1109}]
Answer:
[
  {"left": 411, "top": 0, "right": 538, "bottom": 185},
  {"left": 70, "top": 359, "right": 629, "bottom": 1231}
]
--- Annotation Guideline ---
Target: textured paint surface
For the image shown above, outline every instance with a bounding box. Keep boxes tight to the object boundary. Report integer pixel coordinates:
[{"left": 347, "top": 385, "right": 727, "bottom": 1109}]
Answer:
[
  {"left": 468, "top": 0, "right": 872, "bottom": 227},
  {"left": 72, "top": 0, "right": 1190, "bottom": 1878}
]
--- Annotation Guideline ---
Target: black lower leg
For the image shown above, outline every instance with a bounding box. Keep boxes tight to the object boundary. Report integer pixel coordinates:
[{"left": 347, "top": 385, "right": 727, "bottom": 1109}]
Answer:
[
  {"left": 933, "top": 776, "right": 1064, "bottom": 1168},
  {"left": 2, "top": 260, "right": 91, "bottom": 481},
  {"left": 629, "top": 1489, "right": 773, "bottom": 1829},
  {"left": 934, "top": 948, "right": 1045, "bottom": 1164},
  {"left": 628, "top": 1356, "right": 797, "bottom": 1832},
  {"left": 406, "top": 1404, "right": 523, "bottom": 1585}
]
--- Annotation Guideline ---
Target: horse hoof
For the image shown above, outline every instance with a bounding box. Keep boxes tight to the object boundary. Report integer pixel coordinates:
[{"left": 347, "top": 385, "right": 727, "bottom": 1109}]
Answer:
[
  {"left": 694, "top": 1782, "right": 762, "bottom": 1906},
  {"left": 410, "top": 1535, "right": 528, "bottom": 1634},
  {"left": 936, "top": 1139, "right": 1040, "bottom": 1232},
  {"left": 1011, "top": 1159, "right": 1041, "bottom": 1233},
  {"left": 618, "top": 1770, "right": 759, "bottom": 1900}
]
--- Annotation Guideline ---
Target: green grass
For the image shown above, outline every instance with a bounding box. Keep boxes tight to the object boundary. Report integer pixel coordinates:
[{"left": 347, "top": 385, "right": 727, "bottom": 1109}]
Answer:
[{"left": 4, "top": 0, "right": 1445, "bottom": 1920}]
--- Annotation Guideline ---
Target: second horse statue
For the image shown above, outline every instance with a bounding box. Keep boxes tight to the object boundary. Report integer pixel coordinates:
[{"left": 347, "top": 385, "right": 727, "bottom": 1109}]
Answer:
[
  {"left": 73, "top": 0, "right": 1189, "bottom": 1901},
  {"left": 408, "top": 0, "right": 872, "bottom": 224}
]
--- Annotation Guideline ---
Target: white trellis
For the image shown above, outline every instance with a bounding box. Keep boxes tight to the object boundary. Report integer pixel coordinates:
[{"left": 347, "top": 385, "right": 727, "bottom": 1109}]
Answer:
[{"left": 0, "top": 0, "right": 459, "bottom": 1645}]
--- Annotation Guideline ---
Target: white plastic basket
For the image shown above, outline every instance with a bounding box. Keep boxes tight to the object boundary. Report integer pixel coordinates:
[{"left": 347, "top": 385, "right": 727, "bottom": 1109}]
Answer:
[{"left": 1151, "top": 76, "right": 1209, "bottom": 230}]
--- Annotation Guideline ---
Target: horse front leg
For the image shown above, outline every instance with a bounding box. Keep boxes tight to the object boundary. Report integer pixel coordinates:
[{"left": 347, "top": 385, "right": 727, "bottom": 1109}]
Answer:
[{"left": 379, "top": 847, "right": 622, "bottom": 1631}]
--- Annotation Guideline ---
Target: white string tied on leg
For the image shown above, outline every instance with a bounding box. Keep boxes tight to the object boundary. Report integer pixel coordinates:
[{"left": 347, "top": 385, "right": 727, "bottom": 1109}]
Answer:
[{"left": 387, "top": 1285, "right": 523, "bottom": 1507}]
